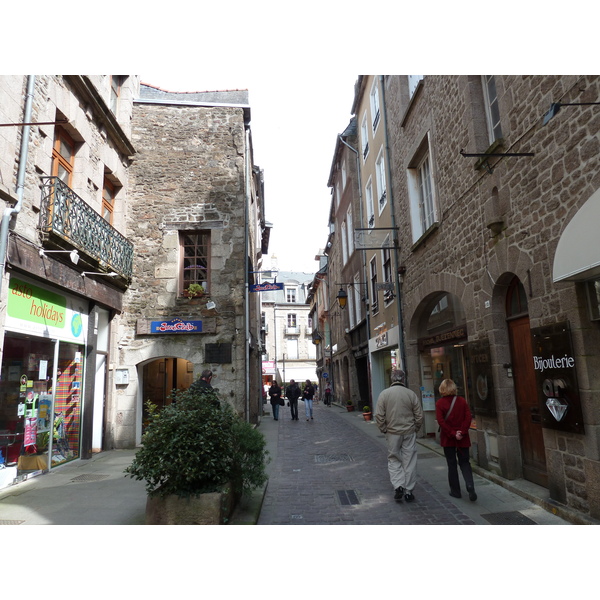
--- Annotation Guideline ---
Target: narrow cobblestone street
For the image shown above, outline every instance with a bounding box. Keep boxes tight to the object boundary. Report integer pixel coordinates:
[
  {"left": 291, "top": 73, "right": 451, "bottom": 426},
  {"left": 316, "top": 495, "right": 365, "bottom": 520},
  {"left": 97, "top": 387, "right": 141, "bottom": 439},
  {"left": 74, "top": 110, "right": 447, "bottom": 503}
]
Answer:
[{"left": 257, "top": 400, "right": 571, "bottom": 526}]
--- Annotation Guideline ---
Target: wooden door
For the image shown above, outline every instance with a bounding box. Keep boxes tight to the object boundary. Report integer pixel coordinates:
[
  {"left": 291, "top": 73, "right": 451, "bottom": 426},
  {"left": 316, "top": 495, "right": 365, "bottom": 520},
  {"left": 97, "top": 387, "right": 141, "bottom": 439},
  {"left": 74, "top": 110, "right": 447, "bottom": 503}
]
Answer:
[{"left": 508, "top": 316, "right": 548, "bottom": 487}]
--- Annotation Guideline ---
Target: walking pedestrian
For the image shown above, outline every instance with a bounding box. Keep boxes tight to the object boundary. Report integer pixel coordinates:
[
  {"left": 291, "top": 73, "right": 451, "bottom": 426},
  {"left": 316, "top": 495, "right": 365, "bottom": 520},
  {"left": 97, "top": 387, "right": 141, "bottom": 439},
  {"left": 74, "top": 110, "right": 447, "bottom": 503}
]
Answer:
[
  {"left": 374, "top": 369, "right": 424, "bottom": 503},
  {"left": 269, "top": 381, "right": 283, "bottom": 421},
  {"left": 324, "top": 384, "right": 332, "bottom": 406},
  {"left": 302, "top": 380, "right": 315, "bottom": 420},
  {"left": 286, "top": 379, "right": 301, "bottom": 421},
  {"left": 436, "top": 379, "right": 477, "bottom": 501}
]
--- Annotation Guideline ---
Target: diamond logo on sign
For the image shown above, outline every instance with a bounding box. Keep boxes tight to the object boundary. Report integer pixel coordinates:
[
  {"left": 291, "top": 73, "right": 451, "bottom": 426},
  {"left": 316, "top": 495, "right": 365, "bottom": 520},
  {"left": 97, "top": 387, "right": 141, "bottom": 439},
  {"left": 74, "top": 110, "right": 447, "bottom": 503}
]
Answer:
[{"left": 546, "top": 397, "right": 568, "bottom": 422}]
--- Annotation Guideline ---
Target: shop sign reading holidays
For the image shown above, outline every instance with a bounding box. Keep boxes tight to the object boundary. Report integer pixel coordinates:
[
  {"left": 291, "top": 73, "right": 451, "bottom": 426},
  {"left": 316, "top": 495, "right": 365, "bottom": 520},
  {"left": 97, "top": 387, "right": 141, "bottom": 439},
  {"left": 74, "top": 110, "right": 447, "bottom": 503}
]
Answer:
[
  {"left": 531, "top": 321, "right": 584, "bottom": 434},
  {"left": 6, "top": 276, "right": 86, "bottom": 343}
]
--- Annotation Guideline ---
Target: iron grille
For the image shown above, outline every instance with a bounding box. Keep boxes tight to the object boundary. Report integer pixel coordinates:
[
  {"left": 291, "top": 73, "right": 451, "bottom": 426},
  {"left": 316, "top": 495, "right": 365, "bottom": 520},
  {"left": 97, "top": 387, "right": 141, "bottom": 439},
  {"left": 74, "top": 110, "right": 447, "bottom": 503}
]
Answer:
[{"left": 39, "top": 177, "right": 134, "bottom": 280}]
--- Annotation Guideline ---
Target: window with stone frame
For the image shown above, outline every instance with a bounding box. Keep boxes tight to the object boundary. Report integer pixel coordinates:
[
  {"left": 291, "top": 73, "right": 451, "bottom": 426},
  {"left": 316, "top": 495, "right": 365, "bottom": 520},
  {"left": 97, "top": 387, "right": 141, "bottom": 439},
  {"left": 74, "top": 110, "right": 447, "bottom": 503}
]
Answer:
[
  {"left": 52, "top": 126, "right": 75, "bottom": 186},
  {"left": 286, "top": 286, "right": 297, "bottom": 303},
  {"left": 102, "top": 176, "right": 115, "bottom": 224},
  {"left": 365, "top": 178, "right": 375, "bottom": 228},
  {"left": 407, "top": 134, "right": 438, "bottom": 243},
  {"left": 370, "top": 255, "right": 379, "bottom": 315},
  {"left": 109, "top": 76, "right": 124, "bottom": 115},
  {"left": 376, "top": 148, "right": 387, "bottom": 213},
  {"left": 370, "top": 80, "right": 381, "bottom": 132},
  {"left": 180, "top": 231, "right": 210, "bottom": 295},
  {"left": 382, "top": 240, "right": 393, "bottom": 305},
  {"left": 482, "top": 75, "right": 503, "bottom": 144}
]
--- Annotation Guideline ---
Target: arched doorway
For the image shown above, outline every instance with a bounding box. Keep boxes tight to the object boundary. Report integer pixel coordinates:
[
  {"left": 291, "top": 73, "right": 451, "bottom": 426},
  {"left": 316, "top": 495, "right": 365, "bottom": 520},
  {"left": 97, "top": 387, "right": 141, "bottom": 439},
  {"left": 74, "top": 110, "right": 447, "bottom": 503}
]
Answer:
[
  {"left": 141, "top": 357, "right": 194, "bottom": 429},
  {"left": 506, "top": 277, "right": 548, "bottom": 487}
]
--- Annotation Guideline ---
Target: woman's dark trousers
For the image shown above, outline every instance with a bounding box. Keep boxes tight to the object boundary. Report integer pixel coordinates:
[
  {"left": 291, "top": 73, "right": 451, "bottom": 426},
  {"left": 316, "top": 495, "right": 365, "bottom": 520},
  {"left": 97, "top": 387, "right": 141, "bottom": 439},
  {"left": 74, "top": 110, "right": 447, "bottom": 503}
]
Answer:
[{"left": 444, "top": 446, "right": 475, "bottom": 496}]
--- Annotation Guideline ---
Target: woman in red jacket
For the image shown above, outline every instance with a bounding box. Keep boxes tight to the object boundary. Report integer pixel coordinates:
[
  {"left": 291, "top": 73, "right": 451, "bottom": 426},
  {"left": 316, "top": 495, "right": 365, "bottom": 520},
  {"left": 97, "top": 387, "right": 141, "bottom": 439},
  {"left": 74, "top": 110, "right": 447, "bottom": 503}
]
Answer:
[{"left": 436, "top": 379, "right": 477, "bottom": 501}]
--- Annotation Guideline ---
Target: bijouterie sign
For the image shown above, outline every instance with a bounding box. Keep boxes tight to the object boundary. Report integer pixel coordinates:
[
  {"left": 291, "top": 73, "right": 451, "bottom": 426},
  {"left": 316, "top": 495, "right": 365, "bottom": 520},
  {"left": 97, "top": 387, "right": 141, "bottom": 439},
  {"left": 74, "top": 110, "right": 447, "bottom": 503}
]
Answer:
[{"left": 531, "top": 322, "right": 584, "bottom": 434}]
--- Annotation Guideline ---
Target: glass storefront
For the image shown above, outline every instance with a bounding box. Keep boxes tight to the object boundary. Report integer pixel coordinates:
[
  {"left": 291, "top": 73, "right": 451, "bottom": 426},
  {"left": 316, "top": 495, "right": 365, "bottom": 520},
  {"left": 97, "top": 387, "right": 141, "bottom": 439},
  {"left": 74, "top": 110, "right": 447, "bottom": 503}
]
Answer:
[
  {"left": 417, "top": 293, "right": 469, "bottom": 436},
  {"left": 0, "top": 275, "right": 88, "bottom": 486}
]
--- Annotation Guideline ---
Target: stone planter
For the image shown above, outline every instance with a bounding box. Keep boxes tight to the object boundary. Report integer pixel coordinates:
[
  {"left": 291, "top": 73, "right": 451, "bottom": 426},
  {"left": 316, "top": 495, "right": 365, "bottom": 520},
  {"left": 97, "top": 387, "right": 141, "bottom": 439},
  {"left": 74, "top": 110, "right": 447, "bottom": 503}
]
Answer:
[
  {"left": 145, "top": 482, "right": 235, "bottom": 525},
  {"left": 346, "top": 405, "right": 355, "bottom": 412}
]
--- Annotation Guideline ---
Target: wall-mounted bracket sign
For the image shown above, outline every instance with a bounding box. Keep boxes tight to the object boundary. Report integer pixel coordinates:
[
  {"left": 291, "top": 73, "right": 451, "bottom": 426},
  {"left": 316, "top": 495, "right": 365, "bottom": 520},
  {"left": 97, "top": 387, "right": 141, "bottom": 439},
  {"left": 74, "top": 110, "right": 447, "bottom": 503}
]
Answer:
[
  {"left": 250, "top": 282, "right": 284, "bottom": 292},
  {"left": 531, "top": 321, "right": 584, "bottom": 434},
  {"left": 136, "top": 317, "right": 217, "bottom": 335}
]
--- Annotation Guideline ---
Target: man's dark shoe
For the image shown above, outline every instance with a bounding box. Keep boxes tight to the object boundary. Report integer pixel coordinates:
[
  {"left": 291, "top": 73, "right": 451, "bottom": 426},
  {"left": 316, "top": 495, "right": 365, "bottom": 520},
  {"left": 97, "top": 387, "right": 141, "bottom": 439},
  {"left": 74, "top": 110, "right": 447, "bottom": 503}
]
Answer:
[
  {"left": 394, "top": 486, "right": 404, "bottom": 502},
  {"left": 467, "top": 487, "right": 477, "bottom": 501},
  {"left": 449, "top": 490, "right": 462, "bottom": 499},
  {"left": 404, "top": 491, "right": 415, "bottom": 503}
]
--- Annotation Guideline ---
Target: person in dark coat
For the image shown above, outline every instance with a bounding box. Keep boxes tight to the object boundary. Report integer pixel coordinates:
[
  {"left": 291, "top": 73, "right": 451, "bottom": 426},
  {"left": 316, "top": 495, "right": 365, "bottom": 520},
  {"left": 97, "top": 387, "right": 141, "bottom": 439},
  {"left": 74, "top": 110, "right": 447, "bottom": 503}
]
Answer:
[
  {"left": 302, "top": 379, "right": 315, "bottom": 421},
  {"left": 285, "top": 379, "right": 301, "bottom": 421},
  {"left": 269, "top": 381, "right": 283, "bottom": 421},
  {"left": 436, "top": 378, "right": 477, "bottom": 501},
  {"left": 189, "top": 369, "right": 219, "bottom": 407}
]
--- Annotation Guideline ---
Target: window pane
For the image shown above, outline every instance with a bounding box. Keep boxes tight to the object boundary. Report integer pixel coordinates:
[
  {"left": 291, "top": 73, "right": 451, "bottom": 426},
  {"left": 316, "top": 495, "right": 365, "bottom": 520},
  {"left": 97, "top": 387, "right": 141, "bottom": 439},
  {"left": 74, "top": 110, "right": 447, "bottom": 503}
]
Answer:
[{"left": 182, "top": 232, "right": 209, "bottom": 288}]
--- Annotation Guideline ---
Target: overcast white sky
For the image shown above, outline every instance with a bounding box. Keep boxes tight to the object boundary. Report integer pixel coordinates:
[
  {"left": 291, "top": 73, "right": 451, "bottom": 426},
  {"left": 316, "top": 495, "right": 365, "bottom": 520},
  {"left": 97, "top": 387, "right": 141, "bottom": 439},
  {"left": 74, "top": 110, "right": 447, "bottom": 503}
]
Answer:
[{"left": 140, "top": 71, "right": 358, "bottom": 275}]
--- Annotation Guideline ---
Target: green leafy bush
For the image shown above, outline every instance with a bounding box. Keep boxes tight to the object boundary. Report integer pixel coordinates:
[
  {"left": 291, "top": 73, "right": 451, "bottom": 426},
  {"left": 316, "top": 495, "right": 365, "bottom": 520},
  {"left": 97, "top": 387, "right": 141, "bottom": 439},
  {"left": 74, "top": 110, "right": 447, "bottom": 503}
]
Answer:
[{"left": 125, "top": 388, "right": 269, "bottom": 499}]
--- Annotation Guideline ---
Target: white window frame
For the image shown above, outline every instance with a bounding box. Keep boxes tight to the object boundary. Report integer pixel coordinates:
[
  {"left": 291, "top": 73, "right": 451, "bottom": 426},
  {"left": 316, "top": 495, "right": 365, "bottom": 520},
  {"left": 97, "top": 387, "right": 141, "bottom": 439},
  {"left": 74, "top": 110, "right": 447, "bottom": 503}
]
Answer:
[
  {"left": 370, "top": 255, "right": 379, "bottom": 315},
  {"left": 286, "top": 287, "right": 297, "bottom": 303},
  {"left": 365, "top": 178, "right": 375, "bottom": 228},
  {"left": 287, "top": 338, "right": 298, "bottom": 360},
  {"left": 408, "top": 75, "right": 423, "bottom": 98},
  {"left": 370, "top": 81, "right": 380, "bottom": 132},
  {"left": 382, "top": 238, "right": 393, "bottom": 305},
  {"left": 376, "top": 149, "right": 387, "bottom": 214},
  {"left": 341, "top": 220, "right": 348, "bottom": 265},
  {"left": 353, "top": 272, "right": 362, "bottom": 324},
  {"left": 361, "top": 114, "right": 369, "bottom": 161},
  {"left": 342, "top": 158, "right": 347, "bottom": 190},
  {"left": 482, "top": 75, "right": 503, "bottom": 144},
  {"left": 407, "top": 134, "right": 438, "bottom": 243},
  {"left": 347, "top": 207, "right": 354, "bottom": 256}
]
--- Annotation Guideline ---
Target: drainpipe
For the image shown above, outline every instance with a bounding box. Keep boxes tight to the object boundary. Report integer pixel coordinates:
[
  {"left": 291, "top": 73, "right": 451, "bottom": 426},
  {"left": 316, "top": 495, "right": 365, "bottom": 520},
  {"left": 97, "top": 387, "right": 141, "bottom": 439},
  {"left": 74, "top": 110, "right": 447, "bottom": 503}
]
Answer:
[
  {"left": 244, "top": 128, "right": 251, "bottom": 422},
  {"left": 0, "top": 75, "right": 35, "bottom": 297},
  {"left": 379, "top": 75, "right": 408, "bottom": 380}
]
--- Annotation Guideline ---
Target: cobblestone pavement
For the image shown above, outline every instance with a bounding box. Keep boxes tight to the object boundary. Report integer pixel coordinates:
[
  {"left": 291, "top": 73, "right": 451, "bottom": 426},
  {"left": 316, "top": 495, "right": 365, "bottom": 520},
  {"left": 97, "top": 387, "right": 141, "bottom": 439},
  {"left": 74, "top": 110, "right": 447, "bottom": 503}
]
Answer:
[{"left": 258, "top": 401, "right": 475, "bottom": 525}]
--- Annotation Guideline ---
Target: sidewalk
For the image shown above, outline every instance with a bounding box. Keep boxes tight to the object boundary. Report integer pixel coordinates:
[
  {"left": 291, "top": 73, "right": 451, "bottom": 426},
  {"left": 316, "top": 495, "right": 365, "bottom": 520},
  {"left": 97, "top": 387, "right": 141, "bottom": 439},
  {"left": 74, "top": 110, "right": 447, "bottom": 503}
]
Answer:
[{"left": 0, "top": 449, "right": 147, "bottom": 525}]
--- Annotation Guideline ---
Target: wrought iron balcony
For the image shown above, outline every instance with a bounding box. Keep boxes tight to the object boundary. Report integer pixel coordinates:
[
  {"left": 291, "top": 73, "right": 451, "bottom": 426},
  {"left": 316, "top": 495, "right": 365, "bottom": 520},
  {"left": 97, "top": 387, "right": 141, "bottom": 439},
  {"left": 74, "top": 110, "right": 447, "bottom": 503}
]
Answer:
[{"left": 39, "top": 177, "right": 133, "bottom": 281}]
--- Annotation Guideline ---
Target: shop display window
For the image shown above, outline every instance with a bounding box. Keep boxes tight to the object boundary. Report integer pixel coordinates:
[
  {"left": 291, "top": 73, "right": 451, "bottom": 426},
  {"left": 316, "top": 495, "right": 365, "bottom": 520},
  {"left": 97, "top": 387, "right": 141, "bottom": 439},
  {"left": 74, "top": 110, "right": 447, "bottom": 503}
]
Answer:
[{"left": 0, "top": 334, "right": 84, "bottom": 478}]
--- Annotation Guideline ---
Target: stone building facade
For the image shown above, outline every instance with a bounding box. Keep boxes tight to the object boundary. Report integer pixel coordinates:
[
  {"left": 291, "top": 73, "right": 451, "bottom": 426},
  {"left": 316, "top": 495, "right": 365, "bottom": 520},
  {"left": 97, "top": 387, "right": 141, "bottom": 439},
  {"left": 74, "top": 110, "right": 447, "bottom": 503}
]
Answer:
[
  {"left": 110, "top": 84, "right": 267, "bottom": 448},
  {"left": 382, "top": 75, "right": 600, "bottom": 519},
  {"left": 0, "top": 76, "right": 137, "bottom": 488},
  {"left": 260, "top": 263, "right": 316, "bottom": 389},
  {"left": 320, "top": 116, "right": 370, "bottom": 408}
]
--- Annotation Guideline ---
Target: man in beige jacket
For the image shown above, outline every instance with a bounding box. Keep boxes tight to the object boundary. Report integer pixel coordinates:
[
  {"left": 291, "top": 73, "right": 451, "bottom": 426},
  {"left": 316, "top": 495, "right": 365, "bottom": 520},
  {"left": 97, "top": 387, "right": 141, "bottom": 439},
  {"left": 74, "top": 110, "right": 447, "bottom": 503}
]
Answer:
[{"left": 375, "top": 369, "right": 424, "bottom": 503}]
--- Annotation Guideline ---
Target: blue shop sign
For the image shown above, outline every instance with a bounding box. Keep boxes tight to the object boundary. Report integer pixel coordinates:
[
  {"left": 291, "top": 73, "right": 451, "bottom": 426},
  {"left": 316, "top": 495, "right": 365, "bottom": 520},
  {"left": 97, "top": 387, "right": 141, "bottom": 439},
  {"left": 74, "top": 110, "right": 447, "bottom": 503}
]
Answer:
[{"left": 150, "top": 319, "right": 203, "bottom": 334}]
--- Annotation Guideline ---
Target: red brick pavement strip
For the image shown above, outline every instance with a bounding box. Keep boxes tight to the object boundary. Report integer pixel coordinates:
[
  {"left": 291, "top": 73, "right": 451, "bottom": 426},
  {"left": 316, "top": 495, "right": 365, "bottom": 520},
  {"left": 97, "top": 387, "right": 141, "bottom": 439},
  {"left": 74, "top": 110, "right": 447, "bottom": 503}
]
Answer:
[{"left": 257, "top": 402, "right": 475, "bottom": 525}]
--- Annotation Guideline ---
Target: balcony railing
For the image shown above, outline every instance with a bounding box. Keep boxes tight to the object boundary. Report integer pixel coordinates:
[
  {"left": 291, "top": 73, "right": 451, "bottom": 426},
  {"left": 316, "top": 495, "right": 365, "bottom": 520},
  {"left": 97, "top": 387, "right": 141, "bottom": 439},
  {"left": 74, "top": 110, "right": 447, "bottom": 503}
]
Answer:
[{"left": 39, "top": 177, "right": 134, "bottom": 281}]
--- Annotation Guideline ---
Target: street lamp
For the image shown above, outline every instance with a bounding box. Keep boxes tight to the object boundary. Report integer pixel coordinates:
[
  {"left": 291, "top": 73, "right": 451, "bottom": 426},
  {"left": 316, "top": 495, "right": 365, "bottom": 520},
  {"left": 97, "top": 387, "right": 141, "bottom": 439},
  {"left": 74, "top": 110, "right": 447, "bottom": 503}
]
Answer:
[
  {"left": 336, "top": 287, "right": 348, "bottom": 309},
  {"left": 312, "top": 331, "right": 322, "bottom": 345}
]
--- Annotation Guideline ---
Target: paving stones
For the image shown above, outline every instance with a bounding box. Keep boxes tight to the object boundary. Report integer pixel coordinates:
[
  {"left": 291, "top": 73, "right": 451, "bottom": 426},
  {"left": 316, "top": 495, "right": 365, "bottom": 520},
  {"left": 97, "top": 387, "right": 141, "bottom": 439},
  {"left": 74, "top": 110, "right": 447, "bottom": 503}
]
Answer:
[{"left": 257, "top": 404, "right": 475, "bottom": 525}]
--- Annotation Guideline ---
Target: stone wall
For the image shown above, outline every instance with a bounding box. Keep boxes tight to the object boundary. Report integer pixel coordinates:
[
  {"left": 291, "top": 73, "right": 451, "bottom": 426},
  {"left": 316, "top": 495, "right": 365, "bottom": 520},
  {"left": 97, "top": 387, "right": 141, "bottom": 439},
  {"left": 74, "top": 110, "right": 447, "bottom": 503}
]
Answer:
[
  {"left": 111, "top": 97, "right": 251, "bottom": 447},
  {"left": 385, "top": 75, "right": 600, "bottom": 517}
]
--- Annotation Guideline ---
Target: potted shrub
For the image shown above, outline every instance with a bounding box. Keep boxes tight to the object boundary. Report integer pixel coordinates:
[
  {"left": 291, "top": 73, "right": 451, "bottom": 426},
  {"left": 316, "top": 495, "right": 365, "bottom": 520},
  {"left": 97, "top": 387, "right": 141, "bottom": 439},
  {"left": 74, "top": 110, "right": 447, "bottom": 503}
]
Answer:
[
  {"left": 125, "top": 388, "right": 269, "bottom": 524},
  {"left": 362, "top": 405, "right": 373, "bottom": 421},
  {"left": 182, "top": 283, "right": 206, "bottom": 299},
  {"left": 345, "top": 399, "right": 355, "bottom": 412}
]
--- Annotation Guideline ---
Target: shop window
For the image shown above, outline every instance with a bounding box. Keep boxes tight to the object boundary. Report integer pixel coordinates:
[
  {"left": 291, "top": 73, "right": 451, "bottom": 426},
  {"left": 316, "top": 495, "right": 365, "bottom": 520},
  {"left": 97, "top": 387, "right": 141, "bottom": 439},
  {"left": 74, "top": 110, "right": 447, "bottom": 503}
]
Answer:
[{"left": 417, "top": 293, "right": 468, "bottom": 436}]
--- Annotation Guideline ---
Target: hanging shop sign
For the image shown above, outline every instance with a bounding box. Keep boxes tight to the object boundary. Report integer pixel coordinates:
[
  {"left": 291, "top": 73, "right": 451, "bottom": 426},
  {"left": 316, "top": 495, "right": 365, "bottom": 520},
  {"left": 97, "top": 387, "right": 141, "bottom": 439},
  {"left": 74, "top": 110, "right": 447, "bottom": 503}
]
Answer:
[
  {"left": 375, "top": 331, "right": 388, "bottom": 348},
  {"left": 466, "top": 338, "right": 496, "bottom": 417},
  {"left": 250, "top": 282, "right": 284, "bottom": 292},
  {"left": 531, "top": 321, "right": 584, "bottom": 434},
  {"left": 6, "top": 276, "right": 87, "bottom": 343}
]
